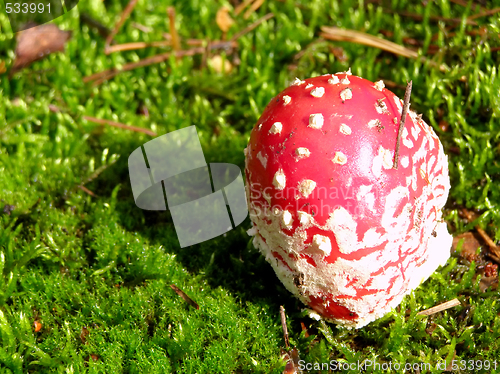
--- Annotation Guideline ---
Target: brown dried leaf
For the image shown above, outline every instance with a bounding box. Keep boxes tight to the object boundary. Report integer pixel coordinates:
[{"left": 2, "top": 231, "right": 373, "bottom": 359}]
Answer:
[
  {"left": 453, "top": 232, "right": 481, "bottom": 262},
  {"left": 11, "top": 24, "right": 71, "bottom": 74},
  {"left": 281, "top": 347, "right": 301, "bottom": 374},
  {"left": 216, "top": 6, "right": 235, "bottom": 33}
]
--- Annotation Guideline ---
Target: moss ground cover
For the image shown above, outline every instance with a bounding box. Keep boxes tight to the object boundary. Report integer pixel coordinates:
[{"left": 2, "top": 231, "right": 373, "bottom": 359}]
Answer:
[{"left": 1, "top": 0, "right": 500, "bottom": 372}]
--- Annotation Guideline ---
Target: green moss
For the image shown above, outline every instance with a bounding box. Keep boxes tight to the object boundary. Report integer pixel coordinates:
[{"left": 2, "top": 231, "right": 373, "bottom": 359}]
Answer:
[{"left": 1, "top": 0, "right": 500, "bottom": 372}]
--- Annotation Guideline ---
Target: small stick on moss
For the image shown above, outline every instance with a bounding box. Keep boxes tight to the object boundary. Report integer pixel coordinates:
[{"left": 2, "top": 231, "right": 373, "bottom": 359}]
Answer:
[
  {"left": 393, "top": 80, "right": 412, "bottom": 169},
  {"left": 235, "top": 0, "right": 255, "bottom": 15},
  {"left": 468, "top": 6, "right": 500, "bottom": 20},
  {"left": 83, "top": 115, "right": 157, "bottom": 136},
  {"left": 450, "top": 0, "right": 485, "bottom": 12},
  {"left": 243, "top": 0, "right": 265, "bottom": 19},
  {"left": 320, "top": 27, "right": 449, "bottom": 72},
  {"left": 170, "top": 284, "right": 199, "bottom": 309},
  {"left": 131, "top": 22, "right": 152, "bottom": 33},
  {"left": 106, "top": 41, "right": 173, "bottom": 54},
  {"left": 320, "top": 27, "right": 419, "bottom": 59},
  {"left": 417, "top": 298, "right": 461, "bottom": 316},
  {"left": 83, "top": 41, "right": 238, "bottom": 85},
  {"left": 78, "top": 185, "right": 97, "bottom": 197},
  {"left": 167, "top": 7, "right": 181, "bottom": 52},
  {"left": 105, "top": 0, "right": 139, "bottom": 53},
  {"left": 280, "top": 306, "right": 289, "bottom": 349}
]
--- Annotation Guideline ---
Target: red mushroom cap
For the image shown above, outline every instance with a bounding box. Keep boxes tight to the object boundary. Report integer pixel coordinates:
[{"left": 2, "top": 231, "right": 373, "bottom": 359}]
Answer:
[{"left": 244, "top": 71, "right": 451, "bottom": 328}]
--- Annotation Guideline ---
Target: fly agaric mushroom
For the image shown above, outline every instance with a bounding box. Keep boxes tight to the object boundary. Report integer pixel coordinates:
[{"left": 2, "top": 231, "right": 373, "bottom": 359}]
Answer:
[{"left": 244, "top": 71, "right": 452, "bottom": 328}]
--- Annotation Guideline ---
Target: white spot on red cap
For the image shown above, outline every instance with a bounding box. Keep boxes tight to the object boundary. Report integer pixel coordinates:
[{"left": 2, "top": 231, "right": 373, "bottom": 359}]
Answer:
[
  {"left": 340, "top": 88, "right": 352, "bottom": 102},
  {"left": 367, "top": 119, "right": 381, "bottom": 129},
  {"left": 298, "top": 179, "right": 316, "bottom": 198},
  {"left": 372, "top": 146, "right": 393, "bottom": 178},
  {"left": 336, "top": 68, "right": 352, "bottom": 75},
  {"left": 401, "top": 156, "right": 409, "bottom": 168},
  {"left": 309, "top": 113, "right": 324, "bottom": 129},
  {"left": 411, "top": 124, "right": 421, "bottom": 140},
  {"left": 291, "top": 78, "right": 305, "bottom": 86},
  {"left": 282, "top": 210, "right": 293, "bottom": 227},
  {"left": 402, "top": 128, "right": 414, "bottom": 148},
  {"left": 332, "top": 151, "right": 347, "bottom": 165},
  {"left": 295, "top": 147, "right": 311, "bottom": 160},
  {"left": 310, "top": 87, "right": 325, "bottom": 98},
  {"left": 305, "top": 83, "right": 314, "bottom": 89},
  {"left": 273, "top": 169, "right": 286, "bottom": 190},
  {"left": 269, "top": 122, "right": 283, "bottom": 134},
  {"left": 328, "top": 75, "right": 340, "bottom": 85},
  {"left": 374, "top": 80, "right": 385, "bottom": 91},
  {"left": 341, "top": 76, "right": 350, "bottom": 85},
  {"left": 298, "top": 211, "right": 312, "bottom": 225},
  {"left": 339, "top": 124, "right": 352, "bottom": 135},
  {"left": 310, "top": 235, "right": 332, "bottom": 256},
  {"left": 394, "top": 97, "right": 403, "bottom": 114},
  {"left": 257, "top": 151, "right": 268, "bottom": 168},
  {"left": 283, "top": 95, "right": 292, "bottom": 105},
  {"left": 243, "top": 147, "right": 248, "bottom": 156}
]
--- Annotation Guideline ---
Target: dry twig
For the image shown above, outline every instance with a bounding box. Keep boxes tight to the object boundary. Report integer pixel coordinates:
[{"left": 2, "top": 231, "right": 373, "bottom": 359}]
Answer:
[
  {"left": 84, "top": 11, "right": 271, "bottom": 85},
  {"left": 468, "top": 7, "right": 500, "bottom": 20},
  {"left": 131, "top": 22, "right": 152, "bottom": 33},
  {"left": 280, "top": 306, "right": 289, "bottom": 349},
  {"left": 170, "top": 284, "right": 200, "bottom": 309},
  {"left": 83, "top": 115, "right": 157, "bottom": 136},
  {"left": 417, "top": 298, "right": 461, "bottom": 316},
  {"left": 167, "top": 7, "right": 181, "bottom": 52},
  {"left": 106, "top": 41, "right": 172, "bottom": 54},
  {"left": 105, "top": 0, "right": 139, "bottom": 53},
  {"left": 450, "top": 0, "right": 485, "bottom": 12},
  {"left": 235, "top": 0, "right": 255, "bottom": 15},
  {"left": 78, "top": 185, "right": 97, "bottom": 197},
  {"left": 320, "top": 27, "right": 419, "bottom": 59},
  {"left": 393, "top": 81, "right": 412, "bottom": 169},
  {"left": 244, "top": 0, "right": 265, "bottom": 19},
  {"left": 83, "top": 41, "right": 237, "bottom": 85}
]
